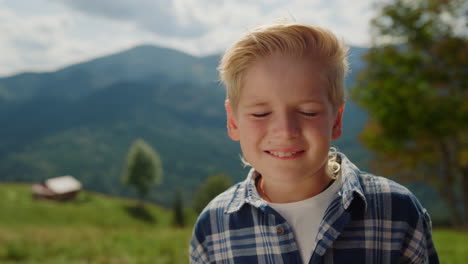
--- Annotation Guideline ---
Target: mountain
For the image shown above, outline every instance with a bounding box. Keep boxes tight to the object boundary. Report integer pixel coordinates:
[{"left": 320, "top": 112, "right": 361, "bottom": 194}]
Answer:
[
  {"left": 0, "top": 44, "right": 443, "bottom": 222},
  {"left": 0, "top": 45, "right": 221, "bottom": 102}
]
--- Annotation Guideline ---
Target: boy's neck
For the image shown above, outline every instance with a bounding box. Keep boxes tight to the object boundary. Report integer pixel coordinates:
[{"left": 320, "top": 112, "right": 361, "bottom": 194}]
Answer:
[{"left": 256, "top": 169, "right": 333, "bottom": 203}]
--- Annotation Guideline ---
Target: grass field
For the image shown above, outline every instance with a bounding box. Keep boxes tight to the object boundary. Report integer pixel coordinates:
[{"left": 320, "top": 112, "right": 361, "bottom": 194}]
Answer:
[
  {"left": 432, "top": 229, "right": 468, "bottom": 264},
  {"left": 0, "top": 183, "right": 194, "bottom": 264},
  {"left": 0, "top": 183, "right": 466, "bottom": 263}
]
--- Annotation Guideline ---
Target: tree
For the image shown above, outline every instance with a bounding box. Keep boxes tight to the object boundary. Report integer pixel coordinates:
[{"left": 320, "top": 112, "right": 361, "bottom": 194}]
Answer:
[
  {"left": 193, "top": 173, "right": 233, "bottom": 213},
  {"left": 351, "top": 0, "right": 468, "bottom": 227},
  {"left": 172, "top": 189, "right": 185, "bottom": 227},
  {"left": 122, "top": 139, "right": 163, "bottom": 204}
]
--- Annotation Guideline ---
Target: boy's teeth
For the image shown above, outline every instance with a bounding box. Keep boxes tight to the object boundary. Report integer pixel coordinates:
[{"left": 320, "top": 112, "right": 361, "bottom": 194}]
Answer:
[{"left": 270, "top": 151, "right": 297, "bottom": 157}]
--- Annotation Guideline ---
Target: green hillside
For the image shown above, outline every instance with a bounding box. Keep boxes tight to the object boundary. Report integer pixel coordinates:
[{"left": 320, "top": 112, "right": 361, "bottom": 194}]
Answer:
[
  {"left": 0, "top": 183, "right": 194, "bottom": 264},
  {"left": 0, "top": 184, "right": 466, "bottom": 264}
]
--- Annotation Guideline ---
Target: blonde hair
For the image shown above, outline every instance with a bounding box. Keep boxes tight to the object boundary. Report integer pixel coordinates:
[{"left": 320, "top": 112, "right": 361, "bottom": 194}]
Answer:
[
  {"left": 218, "top": 21, "right": 349, "bottom": 112},
  {"left": 327, "top": 147, "right": 341, "bottom": 179}
]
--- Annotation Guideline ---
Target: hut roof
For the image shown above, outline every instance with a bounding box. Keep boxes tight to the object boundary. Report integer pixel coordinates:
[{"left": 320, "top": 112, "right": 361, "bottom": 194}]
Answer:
[{"left": 45, "top": 175, "right": 82, "bottom": 194}]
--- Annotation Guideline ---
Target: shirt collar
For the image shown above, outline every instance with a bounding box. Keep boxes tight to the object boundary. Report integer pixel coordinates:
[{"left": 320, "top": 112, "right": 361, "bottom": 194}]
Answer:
[
  {"left": 225, "top": 169, "right": 267, "bottom": 214},
  {"left": 224, "top": 152, "right": 367, "bottom": 214},
  {"left": 337, "top": 153, "right": 367, "bottom": 211}
]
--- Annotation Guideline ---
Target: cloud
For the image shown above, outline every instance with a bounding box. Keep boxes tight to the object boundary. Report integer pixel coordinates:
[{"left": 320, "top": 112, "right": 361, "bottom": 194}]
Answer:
[
  {"left": 55, "top": 0, "right": 375, "bottom": 44},
  {"left": 0, "top": 2, "right": 155, "bottom": 76},
  {"left": 0, "top": 7, "right": 71, "bottom": 74},
  {"left": 170, "top": 0, "right": 375, "bottom": 56},
  {"left": 56, "top": 0, "right": 208, "bottom": 37},
  {"left": 0, "top": 0, "right": 376, "bottom": 76}
]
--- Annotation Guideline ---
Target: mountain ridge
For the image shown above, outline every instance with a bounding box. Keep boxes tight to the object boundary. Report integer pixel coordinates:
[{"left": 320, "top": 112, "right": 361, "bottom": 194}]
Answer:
[{"left": 1, "top": 44, "right": 446, "bottom": 222}]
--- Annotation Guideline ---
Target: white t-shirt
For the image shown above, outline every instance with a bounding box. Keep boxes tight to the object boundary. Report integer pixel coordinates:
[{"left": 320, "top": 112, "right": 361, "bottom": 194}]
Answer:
[{"left": 268, "top": 174, "right": 341, "bottom": 263}]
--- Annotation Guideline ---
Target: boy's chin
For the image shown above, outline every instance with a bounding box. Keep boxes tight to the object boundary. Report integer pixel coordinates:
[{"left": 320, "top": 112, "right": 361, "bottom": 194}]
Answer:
[{"left": 257, "top": 165, "right": 329, "bottom": 181}]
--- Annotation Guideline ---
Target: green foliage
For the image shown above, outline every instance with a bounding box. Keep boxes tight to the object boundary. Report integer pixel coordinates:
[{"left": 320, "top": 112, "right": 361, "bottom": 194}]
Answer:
[
  {"left": 122, "top": 139, "right": 163, "bottom": 200},
  {"left": 193, "top": 173, "right": 233, "bottom": 213},
  {"left": 172, "top": 190, "right": 185, "bottom": 227},
  {"left": 351, "top": 0, "right": 468, "bottom": 227}
]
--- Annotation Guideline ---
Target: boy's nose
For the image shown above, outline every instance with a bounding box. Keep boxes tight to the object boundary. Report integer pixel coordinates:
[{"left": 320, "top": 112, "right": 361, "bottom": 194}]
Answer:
[{"left": 271, "top": 113, "right": 300, "bottom": 139}]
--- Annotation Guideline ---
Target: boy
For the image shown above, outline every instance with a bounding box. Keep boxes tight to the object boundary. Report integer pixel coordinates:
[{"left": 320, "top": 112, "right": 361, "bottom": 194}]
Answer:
[{"left": 190, "top": 22, "right": 439, "bottom": 264}]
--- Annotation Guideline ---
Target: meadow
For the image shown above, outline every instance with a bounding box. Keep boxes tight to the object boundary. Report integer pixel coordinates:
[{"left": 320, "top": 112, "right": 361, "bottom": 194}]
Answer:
[{"left": 0, "top": 183, "right": 466, "bottom": 263}]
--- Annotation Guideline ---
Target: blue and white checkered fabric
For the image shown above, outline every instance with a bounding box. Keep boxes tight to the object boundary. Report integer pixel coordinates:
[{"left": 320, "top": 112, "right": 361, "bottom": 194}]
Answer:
[{"left": 190, "top": 153, "right": 439, "bottom": 264}]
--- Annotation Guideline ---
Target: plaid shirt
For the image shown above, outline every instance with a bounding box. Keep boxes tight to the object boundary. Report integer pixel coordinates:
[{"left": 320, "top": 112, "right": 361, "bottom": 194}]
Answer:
[{"left": 190, "top": 153, "right": 439, "bottom": 264}]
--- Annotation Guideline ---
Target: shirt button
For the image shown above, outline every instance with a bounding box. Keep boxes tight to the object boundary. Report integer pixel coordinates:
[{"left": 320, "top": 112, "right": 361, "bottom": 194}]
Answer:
[{"left": 277, "top": 227, "right": 285, "bottom": 235}]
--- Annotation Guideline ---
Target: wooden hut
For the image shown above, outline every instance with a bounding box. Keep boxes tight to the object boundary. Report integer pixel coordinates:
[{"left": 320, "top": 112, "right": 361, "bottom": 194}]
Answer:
[{"left": 32, "top": 175, "right": 82, "bottom": 201}]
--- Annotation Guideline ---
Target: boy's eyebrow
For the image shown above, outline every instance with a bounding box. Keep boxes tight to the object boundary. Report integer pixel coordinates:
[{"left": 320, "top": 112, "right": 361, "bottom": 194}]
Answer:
[
  {"left": 242, "top": 102, "right": 269, "bottom": 108},
  {"left": 296, "top": 98, "right": 326, "bottom": 104},
  {"left": 242, "top": 100, "right": 326, "bottom": 108}
]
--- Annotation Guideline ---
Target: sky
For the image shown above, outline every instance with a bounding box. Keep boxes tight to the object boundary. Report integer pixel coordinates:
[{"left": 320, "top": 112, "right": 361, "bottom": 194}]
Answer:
[{"left": 0, "top": 0, "right": 376, "bottom": 77}]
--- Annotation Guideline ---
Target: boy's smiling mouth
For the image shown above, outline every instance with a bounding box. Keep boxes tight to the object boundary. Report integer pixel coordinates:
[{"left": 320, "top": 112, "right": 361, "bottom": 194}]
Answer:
[{"left": 265, "top": 150, "right": 305, "bottom": 159}]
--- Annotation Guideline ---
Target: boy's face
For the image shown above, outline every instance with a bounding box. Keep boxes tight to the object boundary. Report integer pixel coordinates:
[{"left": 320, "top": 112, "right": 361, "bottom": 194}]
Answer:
[{"left": 226, "top": 52, "right": 344, "bottom": 184}]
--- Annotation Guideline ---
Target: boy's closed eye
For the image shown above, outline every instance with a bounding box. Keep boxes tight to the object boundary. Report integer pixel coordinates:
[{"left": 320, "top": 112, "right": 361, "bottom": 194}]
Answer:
[
  {"left": 299, "top": 111, "right": 318, "bottom": 117},
  {"left": 251, "top": 111, "right": 318, "bottom": 118},
  {"left": 252, "top": 112, "right": 271, "bottom": 118}
]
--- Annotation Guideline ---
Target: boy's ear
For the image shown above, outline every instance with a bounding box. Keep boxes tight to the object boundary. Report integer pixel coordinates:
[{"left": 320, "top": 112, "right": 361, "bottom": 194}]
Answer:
[
  {"left": 332, "top": 104, "right": 345, "bottom": 140},
  {"left": 225, "top": 100, "right": 240, "bottom": 141}
]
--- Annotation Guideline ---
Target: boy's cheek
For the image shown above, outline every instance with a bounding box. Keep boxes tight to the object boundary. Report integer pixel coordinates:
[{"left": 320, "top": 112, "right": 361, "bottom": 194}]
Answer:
[
  {"left": 240, "top": 121, "right": 266, "bottom": 137},
  {"left": 234, "top": 126, "right": 257, "bottom": 144}
]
